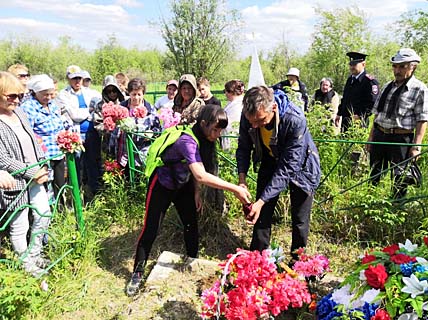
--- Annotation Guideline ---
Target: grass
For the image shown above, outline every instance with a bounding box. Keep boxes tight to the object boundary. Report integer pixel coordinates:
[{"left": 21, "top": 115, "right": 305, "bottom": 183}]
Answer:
[{"left": 1, "top": 104, "right": 427, "bottom": 318}]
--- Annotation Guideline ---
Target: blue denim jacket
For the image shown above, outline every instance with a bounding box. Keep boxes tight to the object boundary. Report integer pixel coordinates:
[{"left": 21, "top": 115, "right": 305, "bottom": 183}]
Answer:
[{"left": 236, "top": 89, "right": 321, "bottom": 201}]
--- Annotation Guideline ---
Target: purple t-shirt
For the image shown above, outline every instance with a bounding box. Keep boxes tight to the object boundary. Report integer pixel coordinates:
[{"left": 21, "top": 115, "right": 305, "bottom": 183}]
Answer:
[{"left": 157, "top": 134, "right": 202, "bottom": 190}]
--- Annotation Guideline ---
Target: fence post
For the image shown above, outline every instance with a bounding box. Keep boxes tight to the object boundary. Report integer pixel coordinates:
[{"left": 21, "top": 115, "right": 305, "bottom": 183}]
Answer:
[
  {"left": 66, "top": 153, "right": 85, "bottom": 234},
  {"left": 126, "top": 133, "right": 135, "bottom": 186}
]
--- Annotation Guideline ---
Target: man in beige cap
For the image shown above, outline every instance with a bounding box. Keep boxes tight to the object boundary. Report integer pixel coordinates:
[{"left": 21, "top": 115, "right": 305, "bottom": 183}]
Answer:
[{"left": 368, "top": 48, "right": 428, "bottom": 198}]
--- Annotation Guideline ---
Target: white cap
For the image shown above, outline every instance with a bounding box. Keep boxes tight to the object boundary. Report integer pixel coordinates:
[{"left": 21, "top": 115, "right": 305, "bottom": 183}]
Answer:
[
  {"left": 286, "top": 67, "right": 300, "bottom": 78},
  {"left": 390, "top": 48, "right": 421, "bottom": 64},
  {"left": 27, "top": 74, "right": 55, "bottom": 92},
  {"left": 81, "top": 70, "right": 91, "bottom": 80}
]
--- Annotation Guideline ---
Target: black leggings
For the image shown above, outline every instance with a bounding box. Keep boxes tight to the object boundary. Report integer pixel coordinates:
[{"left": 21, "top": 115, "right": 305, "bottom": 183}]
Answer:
[{"left": 133, "top": 174, "right": 198, "bottom": 272}]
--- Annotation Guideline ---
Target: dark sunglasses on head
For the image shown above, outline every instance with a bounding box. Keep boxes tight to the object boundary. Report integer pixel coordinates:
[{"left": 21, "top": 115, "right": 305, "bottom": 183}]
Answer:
[
  {"left": 4, "top": 93, "right": 24, "bottom": 101},
  {"left": 18, "top": 74, "right": 30, "bottom": 78}
]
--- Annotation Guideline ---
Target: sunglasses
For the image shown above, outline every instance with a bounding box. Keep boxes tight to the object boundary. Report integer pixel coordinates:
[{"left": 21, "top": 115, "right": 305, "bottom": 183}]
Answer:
[
  {"left": 3, "top": 93, "right": 24, "bottom": 101},
  {"left": 105, "top": 88, "right": 117, "bottom": 94},
  {"left": 18, "top": 74, "right": 30, "bottom": 78}
]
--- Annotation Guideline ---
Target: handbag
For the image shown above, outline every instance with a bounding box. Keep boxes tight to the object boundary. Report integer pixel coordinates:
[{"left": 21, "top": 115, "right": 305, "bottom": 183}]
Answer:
[{"left": 395, "top": 160, "right": 422, "bottom": 187}]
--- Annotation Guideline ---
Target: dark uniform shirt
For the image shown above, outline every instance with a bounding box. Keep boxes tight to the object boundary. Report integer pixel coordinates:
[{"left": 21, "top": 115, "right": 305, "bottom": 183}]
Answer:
[{"left": 338, "top": 70, "right": 379, "bottom": 131}]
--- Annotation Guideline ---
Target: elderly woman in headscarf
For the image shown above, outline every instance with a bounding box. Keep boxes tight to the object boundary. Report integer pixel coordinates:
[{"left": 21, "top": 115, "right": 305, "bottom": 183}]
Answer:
[
  {"left": 0, "top": 71, "right": 51, "bottom": 276},
  {"left": 173, "top": 74, "right": 205, "bottom": 125},
  {"left": 21, "top": 74, "right": 66, "bottom": 201}
]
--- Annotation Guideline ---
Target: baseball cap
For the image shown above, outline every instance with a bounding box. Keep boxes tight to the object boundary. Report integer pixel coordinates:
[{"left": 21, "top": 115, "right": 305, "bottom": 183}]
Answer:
[
  {"left": 66, "top": 65, "right": 84, "bottom": 79},
  {"left": 166, "top": 79, "right": 178, "bottom": 88},
  {"left": 81, "top": 70, "right": 91, "bottom": 80}
]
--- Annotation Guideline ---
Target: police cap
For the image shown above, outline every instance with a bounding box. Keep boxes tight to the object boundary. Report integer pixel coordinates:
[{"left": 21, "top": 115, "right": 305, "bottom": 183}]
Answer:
[{"left": 346, "top": 52, "right": 368, "bottom": 65}]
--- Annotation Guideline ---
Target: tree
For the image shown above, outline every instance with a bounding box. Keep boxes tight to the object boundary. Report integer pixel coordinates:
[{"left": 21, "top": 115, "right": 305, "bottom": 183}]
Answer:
[
  {"left": 160, "top": 0, "right": 241, "bottom": 80},
  {"left": 396, "top": 9, "right": 428, "bottom": 55},
  {"left": 305, "top": 7, "right": 372, "bottom": 94}
]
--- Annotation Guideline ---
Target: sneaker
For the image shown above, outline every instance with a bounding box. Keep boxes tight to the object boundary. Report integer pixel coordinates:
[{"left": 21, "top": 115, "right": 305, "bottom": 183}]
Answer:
[
  {"left": 33, "top": 256, "right": 51, "bottom": 269},
  {"left": 125, "top": 272, "right": 143, "bottom": 297},
  {"left": 23, "top": 260, "right": 47, "bottom": 277}
]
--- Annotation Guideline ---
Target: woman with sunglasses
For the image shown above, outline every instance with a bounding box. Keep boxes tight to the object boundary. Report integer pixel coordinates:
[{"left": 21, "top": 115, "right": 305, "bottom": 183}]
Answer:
[
  {"left": 0, "top": 71, "right": 51, "bottom": 276},
  {"left": 7, "top": 64, "right": 31, "bottom": 100}
]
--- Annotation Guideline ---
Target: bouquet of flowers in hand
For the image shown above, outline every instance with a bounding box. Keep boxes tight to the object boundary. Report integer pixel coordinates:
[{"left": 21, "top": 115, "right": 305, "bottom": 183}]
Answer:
[
  {"left": 133, "top": 105, "right": 148, "bottom": 119},
  {"left": 201, "top": 246, "right": 330, "bottom": 319},
  {"left": 102, "top": 101, "right": 129, "bottom": 131},
  {"left": 56, "top": 130, "right": 84, "bottom": 153},
  {"left": 158, "top": 107, "right": 181, "bottom": 128},
  {"left": 317, "top": 237, "right": 428, "bottom": 320}
]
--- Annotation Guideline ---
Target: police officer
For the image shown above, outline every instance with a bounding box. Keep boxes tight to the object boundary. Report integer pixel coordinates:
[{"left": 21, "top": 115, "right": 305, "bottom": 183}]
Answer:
[{"left": 335, "top": 52, "right": 379, "bottom": 132}]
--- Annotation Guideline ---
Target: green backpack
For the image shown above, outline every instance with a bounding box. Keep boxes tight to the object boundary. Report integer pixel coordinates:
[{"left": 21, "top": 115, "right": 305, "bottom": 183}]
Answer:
[{"left": 144, "top": 125, "right": 199, "bottom": 179}]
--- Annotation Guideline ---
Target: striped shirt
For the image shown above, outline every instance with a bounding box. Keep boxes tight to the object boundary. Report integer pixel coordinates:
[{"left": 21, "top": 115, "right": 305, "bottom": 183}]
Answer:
[
  {"left": 373, "top": 76, "right": 428, "bottom": 130},
  {"left": 20, "top": 96, "right": 65, "bottom": 159}
]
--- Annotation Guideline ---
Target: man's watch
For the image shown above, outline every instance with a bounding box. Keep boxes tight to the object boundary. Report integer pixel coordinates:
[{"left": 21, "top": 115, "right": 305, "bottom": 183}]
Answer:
[{"left": 412, "top": 146, "right": 421, "bottom": 152}]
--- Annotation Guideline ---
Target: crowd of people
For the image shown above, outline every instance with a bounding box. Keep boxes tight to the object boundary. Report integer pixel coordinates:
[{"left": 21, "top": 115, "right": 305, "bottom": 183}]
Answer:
[{"left": 0, "top": 47, "right": 426, "bottom": 292}]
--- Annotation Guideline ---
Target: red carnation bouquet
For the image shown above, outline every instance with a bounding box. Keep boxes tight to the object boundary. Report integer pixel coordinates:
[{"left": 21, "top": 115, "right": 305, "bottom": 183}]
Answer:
[
  {"left": 201, "top": 246, "right": 329, "bottom": 319},
  {"left": 56, "top": 130, "right": 84, "bottom": 153}
]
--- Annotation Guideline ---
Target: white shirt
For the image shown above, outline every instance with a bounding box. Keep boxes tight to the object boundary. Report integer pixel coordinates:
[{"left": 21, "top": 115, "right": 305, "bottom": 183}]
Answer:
[{"left": 154, "top": 95, "right": 174, "bottom": 110}]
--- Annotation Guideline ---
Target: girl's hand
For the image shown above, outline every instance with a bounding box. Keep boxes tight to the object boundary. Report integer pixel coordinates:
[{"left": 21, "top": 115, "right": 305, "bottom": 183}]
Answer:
[
  {"left": 195, "top": 190, "right": 202, "bottom": 212},
  {"left": 233, "top": 185, "right": 251, "bottom": 204}
]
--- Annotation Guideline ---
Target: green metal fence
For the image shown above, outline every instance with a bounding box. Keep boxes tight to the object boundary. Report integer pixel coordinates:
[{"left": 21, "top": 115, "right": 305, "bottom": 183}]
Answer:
[{"left": 0, "top": 152, "right": 84, "bottom": 276}]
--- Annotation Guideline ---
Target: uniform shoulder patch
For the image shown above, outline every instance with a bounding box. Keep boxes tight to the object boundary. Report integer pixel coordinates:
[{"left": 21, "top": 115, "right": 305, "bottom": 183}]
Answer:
[
  {"left": 365, "top": 73, "right": 374, "bottom": 80},
  {"left": 372, "top": 84, "right": 379, "bottom": 95}
]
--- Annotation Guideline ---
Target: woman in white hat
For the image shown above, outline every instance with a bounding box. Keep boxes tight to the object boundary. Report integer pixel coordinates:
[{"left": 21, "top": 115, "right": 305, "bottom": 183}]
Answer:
[
  {"left": 272, "top": 67, "right": 309, "bottom": 111},
  {"left": 21, "top": 74, "right": 66, "bottom": 201}
]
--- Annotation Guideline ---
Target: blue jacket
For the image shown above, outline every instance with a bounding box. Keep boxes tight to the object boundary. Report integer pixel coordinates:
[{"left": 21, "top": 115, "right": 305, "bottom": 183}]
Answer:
[{"left": 236, "top": 89, "right": 321, "bottom": 202}]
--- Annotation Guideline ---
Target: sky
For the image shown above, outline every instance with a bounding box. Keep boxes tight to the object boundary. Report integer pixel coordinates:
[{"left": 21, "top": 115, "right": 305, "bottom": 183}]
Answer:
[{"left": 0, "top": 0, "right": 427, "bottom": 58}]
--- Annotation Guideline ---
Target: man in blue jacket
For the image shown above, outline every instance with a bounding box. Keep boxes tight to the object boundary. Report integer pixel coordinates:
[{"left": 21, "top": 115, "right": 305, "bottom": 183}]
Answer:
[{"left": 236, "top": 86, "right": 321, "bottom": 260}]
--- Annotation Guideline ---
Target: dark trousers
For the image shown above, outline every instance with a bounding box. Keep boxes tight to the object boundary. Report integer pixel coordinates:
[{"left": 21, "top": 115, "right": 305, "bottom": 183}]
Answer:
[
  {"left": 369, "top": 127, "right": 413, "bottom": 198},
  {"left": 50, "top": 159, "right": 66, "bottom": 200},
  {"left": 83, "top": 129, "right": 103, "bottom": 194},
  {"left": 133, "top": 174, "right": 198, "bottom": 272},
  {"left": 250, "top": 159, "right": 313, "bottom": 259}
]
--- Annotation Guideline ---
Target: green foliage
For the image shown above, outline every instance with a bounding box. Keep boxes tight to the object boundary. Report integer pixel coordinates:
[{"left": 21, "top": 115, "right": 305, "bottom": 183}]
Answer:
[
  {"left": 396, "top": 10, "right": 428, "bottom": 55},
  {"left": 304, "top": 7, "right": 372, "bottom": 93},
  {"left": 0, "top": 267, "right": 45, "bottom": 319},
  {"left": 160, "top": 0, "right": 241, "bottom": 80}
]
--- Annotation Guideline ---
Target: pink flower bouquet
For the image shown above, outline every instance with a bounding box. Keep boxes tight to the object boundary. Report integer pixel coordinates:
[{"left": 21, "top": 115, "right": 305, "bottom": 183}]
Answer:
[
  {"left": 158, "top": 107, "right": 181, "bottom": 128},
  {"left": 56, "top": 130, "right": 84, "bottom": 153},
  {"left": 102, "top": 101, "right": 129, "bottom": 131}
]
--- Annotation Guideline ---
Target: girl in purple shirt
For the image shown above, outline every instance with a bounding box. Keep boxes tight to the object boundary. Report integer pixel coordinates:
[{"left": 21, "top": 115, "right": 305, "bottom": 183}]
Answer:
[{"left": 126, "top": 104, "right": 251, "bottom": 296}]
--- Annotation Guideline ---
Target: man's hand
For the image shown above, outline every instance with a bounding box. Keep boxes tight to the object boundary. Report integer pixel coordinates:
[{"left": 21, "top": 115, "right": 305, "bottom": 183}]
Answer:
[
  {"left": 0, "top": 171, "right": 16, "bottom": 189},
  {"left": 245, "top": 199, "right": 265, "bottom": 225},
  {"left": 409, "top": 146, "right": 422, "bottom": 160},
  {"left": 334, "top": 115, "right": 341, "bottom": 127}
]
